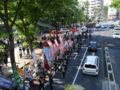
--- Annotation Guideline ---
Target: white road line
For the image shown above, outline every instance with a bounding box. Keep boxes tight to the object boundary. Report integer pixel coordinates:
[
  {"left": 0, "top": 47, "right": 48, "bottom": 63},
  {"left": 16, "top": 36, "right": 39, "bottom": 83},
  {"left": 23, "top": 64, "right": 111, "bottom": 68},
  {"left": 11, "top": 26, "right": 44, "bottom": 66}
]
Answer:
[
  {"left": 72, "top": 48, "right": 88, "bottom": 85},
  {"left": 82, "top": 47, "right": 102, "bottom": 49},
  {"left": 74, "top": 54, "right": 77, "bottom": 59}
]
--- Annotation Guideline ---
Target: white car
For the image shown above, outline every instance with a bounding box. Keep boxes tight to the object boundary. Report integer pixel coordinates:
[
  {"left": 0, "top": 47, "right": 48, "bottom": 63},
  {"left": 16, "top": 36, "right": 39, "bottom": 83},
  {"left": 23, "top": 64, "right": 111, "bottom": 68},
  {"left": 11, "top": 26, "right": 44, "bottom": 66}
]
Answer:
[
  {"left": 95, "top": 24, "right": 101, "bottom": 28},
  {"left": 81, "top": 26, "right": 87, "bottom": 32},
  {"left": 82, "top": 55, "right": 99, "bottom": 75},
  {"left": 60, "top": 28, "right": 70, "bottom": 32},
  {"left": 113, "top": 32, "right": 120, "bottom": 39}
]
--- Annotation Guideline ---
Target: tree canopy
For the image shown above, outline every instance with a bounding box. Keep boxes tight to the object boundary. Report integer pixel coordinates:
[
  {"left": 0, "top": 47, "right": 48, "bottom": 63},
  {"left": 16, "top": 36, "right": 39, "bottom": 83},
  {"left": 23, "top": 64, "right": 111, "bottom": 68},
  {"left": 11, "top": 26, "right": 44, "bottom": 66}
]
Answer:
[{"left": 110, "top": 0, "right": 120, "bottom": 11}]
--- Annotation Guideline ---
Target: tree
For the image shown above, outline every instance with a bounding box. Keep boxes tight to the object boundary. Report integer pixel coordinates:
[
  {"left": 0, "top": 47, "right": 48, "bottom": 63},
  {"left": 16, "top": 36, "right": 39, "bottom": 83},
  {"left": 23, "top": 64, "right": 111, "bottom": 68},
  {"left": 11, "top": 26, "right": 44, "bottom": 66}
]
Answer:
[
  {"left": 110, "top": 0, "right": 120, "bottom": 11},
  {"left": 0, "top": 0, "right": 22, "bottom": 70},
  {"left": 102, "top": 6, "right": 108, "bottom": 20},
  {"left": 92, "top": 7, "right": 101, "bottom": 21}
]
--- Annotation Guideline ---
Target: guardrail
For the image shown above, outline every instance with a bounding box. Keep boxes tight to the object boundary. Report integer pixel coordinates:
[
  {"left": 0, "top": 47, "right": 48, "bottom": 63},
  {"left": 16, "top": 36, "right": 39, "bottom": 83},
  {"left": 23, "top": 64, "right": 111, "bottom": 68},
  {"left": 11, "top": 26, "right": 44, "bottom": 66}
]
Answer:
[{"left": 104, "top": 47, "right": 119, "bottom": 90}]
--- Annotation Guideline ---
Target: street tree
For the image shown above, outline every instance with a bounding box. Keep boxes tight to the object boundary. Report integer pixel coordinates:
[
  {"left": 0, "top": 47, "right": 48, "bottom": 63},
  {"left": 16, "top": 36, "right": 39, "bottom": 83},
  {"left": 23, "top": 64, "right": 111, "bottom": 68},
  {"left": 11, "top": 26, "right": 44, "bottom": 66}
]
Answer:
[
  {"left": 110, "top": 0, "right": 120, "bottom": 11},
  {"left": 0, "top": 0, "right": 22, "bottom": 70}
]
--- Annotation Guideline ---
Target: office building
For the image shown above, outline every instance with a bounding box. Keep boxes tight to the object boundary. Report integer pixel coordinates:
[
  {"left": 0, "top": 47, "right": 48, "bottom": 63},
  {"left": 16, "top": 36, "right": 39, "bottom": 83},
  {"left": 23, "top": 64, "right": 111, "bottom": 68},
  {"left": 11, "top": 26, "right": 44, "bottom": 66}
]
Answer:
[{"left": 78, "top": 0, "right": 103, "bottom": 20}]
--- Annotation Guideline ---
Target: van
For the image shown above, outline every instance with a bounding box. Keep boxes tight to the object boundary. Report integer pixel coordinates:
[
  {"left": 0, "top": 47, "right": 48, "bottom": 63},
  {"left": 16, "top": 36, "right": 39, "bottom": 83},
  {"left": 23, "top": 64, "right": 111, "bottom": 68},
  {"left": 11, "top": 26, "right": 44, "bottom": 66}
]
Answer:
[{"left": 82, "top": 55, "right": 99, "bottom": 75}]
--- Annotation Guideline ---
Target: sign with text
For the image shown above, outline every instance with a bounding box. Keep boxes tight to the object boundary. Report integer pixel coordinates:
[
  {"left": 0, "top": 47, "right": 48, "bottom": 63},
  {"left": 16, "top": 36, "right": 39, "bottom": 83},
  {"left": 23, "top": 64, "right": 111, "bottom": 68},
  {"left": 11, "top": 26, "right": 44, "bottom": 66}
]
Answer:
[{"left": 0, "top": 76, "right": 13, "bottom": 89}]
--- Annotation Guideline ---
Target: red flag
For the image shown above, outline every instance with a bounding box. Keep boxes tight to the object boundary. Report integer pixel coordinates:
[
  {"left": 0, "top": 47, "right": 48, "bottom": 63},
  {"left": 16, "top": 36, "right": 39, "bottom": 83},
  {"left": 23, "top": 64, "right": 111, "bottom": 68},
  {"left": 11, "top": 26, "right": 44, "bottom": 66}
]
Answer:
[
  {"left": 43, "top": 41, "right": 48, "bottom": 47},
  {"left": 44, "top": 54, "right": 49, "bottom": 70}
]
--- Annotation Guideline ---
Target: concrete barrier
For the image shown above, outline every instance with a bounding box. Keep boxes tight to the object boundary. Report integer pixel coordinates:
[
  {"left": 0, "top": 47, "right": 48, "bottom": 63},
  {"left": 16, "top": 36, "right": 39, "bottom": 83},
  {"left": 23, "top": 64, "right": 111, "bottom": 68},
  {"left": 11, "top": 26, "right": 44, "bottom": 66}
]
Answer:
[{"left": 104, "top": 46, "right": 119, "bottom": 90}]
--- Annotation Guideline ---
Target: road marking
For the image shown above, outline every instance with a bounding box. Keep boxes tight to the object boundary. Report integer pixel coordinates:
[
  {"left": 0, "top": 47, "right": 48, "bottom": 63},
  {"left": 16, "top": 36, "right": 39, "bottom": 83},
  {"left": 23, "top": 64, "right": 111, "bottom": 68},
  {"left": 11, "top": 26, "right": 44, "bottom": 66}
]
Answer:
[
  {"left": 74, "top": 54, "right": 77, "bottom": 59},
  {"left": 72, "top": 48, "right": 88, "bottom": 85},
  {"left": 82, "top": 47, "right": 102, "bottom": 49}
]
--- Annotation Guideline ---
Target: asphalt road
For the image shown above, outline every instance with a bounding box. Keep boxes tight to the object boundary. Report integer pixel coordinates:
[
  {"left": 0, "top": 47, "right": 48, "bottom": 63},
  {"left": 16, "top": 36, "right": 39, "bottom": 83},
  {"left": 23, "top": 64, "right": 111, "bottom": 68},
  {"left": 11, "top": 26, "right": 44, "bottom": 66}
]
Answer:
[{"left": 45, "top": 22, "right": 120, "bottom": 90}]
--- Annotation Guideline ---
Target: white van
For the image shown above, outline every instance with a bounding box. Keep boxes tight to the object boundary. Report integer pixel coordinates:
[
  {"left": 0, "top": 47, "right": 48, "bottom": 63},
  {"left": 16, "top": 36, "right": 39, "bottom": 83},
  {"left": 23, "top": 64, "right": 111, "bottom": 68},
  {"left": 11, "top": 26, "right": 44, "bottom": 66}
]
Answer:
[
  {"left": 82, "top": 55, "right": 99, "bottom": 75},
  {"left": 60, "top": 28, "right": 70, "bottom": 32}
]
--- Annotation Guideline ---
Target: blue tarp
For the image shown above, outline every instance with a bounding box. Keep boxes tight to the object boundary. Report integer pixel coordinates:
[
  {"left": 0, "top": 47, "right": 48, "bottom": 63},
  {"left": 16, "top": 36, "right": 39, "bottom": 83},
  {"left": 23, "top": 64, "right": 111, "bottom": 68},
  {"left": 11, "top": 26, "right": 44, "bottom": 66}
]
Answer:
[{"left": 0, "top": 76, "right": 13, "bottom": 89}]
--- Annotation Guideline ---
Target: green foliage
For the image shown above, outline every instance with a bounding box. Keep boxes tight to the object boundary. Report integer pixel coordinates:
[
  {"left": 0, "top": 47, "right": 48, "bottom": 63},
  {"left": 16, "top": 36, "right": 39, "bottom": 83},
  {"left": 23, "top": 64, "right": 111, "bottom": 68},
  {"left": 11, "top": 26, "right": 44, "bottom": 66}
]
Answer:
[
  {"left": 22, "top": 42, "right": 29, "bottom": 47},
  {"left": 110, "top": 0, "right": 120, "bottom": 11},
  {"left": 32, "top": 41, "right": 39, "bottom": 48}
]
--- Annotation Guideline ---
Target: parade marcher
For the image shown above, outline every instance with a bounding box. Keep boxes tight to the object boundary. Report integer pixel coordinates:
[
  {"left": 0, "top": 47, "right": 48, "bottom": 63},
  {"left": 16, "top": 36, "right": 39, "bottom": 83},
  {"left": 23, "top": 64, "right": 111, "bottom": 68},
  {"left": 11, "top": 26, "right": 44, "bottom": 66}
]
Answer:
[
  {"left": 54, "top": 61, "right": 59, "bottom": 72},
  {"left": 19, "top": 48, "right": 22, "bottom": 58},
  {"left": 39, "top": 77, "right": 45, "bottom": 90},
  {"left": 79, "top": 33, "right": 81, "bottom": 40},
  {"left": 77, "top": 47, "right": 80, "bottom": 54},
  {"left": 89, "top": 33, "right": 91, "bottom": 39},
  {"left": 25, "top": 84, "right": 30, "bottom": 90},
  {"left": 63, "top": 60, "right": 67, "bottom": 71},
  {"left": 49, "top": 74, "right": 53, "bottom": 90},
  {"left": 61, "top": 65, "right": 66, "bottom": 79},
  {"left": 72, "top": 42, "right": 76, "bottom": 51}
]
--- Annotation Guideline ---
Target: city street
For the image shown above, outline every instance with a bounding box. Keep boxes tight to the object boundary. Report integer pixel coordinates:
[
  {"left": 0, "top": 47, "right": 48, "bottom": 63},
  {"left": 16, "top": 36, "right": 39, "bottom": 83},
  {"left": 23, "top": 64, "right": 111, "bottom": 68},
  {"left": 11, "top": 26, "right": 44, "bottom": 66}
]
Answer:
[{"left": 45, "top": 21, "right": 120, "bottom": 90}]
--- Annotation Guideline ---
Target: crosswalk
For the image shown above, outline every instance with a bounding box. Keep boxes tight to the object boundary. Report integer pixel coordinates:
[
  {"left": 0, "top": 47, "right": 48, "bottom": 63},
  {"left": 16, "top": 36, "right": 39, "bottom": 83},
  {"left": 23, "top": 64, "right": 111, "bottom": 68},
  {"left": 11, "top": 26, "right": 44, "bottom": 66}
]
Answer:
[{"left": 88, "top": 28, "right": 115, "bottom": 31}]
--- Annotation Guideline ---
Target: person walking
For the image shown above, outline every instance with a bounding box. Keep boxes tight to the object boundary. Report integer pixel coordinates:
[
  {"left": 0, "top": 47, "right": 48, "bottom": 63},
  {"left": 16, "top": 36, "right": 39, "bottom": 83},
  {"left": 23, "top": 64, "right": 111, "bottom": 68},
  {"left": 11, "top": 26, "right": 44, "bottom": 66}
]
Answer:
[
  {"left": 61, "top": 65, "right": 66, "bottom": 79},
  {"left": 49, "top": 74, "right": 53, "bottom": 90},
  {"left": 26, "top": 47, "right": 29, "bottom": 55},
  {"left": 3, "top": 56, "right": 8, "bottom": 67},
  {"left": 19, "top": 48, "right": 22, "bottom": 58},
  {"left": 39, "top": 77, "right": 45, "bottom": 90},
  {"left": 17, "top": 40, "right": 20, "bottom": 46},
  {"left": 63, "top": 60, "right": 67, "bottom": 71},
  {"left": 89, "top": 33, "right": 91, "bottom": 39},
  {"left": 0, "top": 65, "right": 3, "bottom": 75},
  {"left": 22, "top": 47, "right": 25, "bottom": 55},
  {"left": 77, "top": 47, "right": 80, "bottom": 54},
  {"left": 54, "top": 61, "right": 59, "bottom": 72}
]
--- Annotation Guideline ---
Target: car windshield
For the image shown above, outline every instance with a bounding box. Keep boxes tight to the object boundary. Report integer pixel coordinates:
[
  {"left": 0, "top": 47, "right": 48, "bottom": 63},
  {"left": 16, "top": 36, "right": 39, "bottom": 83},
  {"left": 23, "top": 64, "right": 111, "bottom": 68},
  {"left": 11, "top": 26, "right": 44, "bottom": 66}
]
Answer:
[
  {"left": 114, "top": 33, "right": 120, "bottom": 35},
  {"left": 90, "top": 43, "right": 96, "bottom": 46},
  {"left": 85, "top": 64, "right": 96, "bottom": 68}
]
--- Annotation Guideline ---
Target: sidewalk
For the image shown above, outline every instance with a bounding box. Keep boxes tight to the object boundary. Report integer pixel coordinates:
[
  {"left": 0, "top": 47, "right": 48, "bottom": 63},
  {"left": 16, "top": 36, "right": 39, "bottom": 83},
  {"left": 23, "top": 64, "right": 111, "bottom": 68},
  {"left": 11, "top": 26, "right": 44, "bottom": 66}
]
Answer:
[
  {"left": 0, "top": 32, "right": 45, "bottom": 78},
  {"left": 0, "top": 41, "right": 43, "bottom": 78}
]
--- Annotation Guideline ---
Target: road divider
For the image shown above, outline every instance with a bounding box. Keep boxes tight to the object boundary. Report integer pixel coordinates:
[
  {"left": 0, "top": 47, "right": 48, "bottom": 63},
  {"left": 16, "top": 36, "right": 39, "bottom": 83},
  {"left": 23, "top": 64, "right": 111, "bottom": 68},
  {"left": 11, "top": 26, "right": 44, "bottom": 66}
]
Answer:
[{"left": 104, "top": 47, "right": 119, "bottom": 90}]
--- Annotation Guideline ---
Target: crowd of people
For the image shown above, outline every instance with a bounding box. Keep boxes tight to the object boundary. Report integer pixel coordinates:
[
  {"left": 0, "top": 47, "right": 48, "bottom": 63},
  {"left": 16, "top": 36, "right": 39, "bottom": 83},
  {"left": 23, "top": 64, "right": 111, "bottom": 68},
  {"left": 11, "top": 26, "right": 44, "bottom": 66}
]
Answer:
[{"left": 0, "top": 29, "right": 92, "bottom": 90}]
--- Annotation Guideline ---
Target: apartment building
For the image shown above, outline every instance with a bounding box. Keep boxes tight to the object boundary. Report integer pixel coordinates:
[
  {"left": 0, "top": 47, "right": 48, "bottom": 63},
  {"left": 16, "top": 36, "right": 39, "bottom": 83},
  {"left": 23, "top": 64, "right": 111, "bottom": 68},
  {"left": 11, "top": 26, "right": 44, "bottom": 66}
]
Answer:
[
  {"left": 104, "top": 0, "right": 118, "bottom": 20},
  {"left": 79, "top": 0, "right": 103, "bottom": 20}
]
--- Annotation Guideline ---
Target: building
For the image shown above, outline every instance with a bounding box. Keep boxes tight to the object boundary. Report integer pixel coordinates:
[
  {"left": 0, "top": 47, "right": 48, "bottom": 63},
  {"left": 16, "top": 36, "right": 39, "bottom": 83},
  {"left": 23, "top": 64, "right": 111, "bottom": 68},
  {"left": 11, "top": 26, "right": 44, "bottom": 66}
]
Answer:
[
  {"left": 104, "top": 0, "right": 118, "bottom": 20},
  {"left": 78, "top": 0, "right": 103, "bottom": 21}
]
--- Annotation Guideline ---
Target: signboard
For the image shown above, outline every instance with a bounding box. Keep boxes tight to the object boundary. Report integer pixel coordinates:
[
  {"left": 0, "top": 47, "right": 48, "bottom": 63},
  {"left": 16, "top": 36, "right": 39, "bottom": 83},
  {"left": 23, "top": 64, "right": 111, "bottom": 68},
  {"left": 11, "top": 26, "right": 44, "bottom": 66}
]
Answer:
[{"left": 0, "top": 76, "right": 13, "bottom": 89}]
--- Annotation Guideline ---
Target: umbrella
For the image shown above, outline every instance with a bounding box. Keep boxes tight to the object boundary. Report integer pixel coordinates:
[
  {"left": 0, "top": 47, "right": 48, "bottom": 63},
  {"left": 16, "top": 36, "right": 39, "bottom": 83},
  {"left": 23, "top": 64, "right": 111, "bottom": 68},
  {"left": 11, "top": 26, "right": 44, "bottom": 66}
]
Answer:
[{"left": 64, "top": 84, "right": 85, "bottom": 90}]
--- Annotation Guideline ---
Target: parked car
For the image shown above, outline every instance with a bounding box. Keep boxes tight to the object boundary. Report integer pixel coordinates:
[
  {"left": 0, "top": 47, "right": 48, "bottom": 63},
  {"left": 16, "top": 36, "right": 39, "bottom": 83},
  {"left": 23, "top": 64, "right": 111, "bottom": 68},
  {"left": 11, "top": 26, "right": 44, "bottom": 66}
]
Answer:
[
  {"left": 95, "top": 24, "right": 101, "bottom": 28},
  {"left": 114, "top": 26, "right": 120, "bottom": 30},
  {"left": 88, "top": 41, "right": 97, "bottom": 51},
  {"left": 101, "top": 25, "right": 106, "bottom": 29},
  {"left": 60, "top": 28, "right": 70, "bottom": 32},
  {"left": 51, "top": 30, "right": 62, "bottom": 34},
  {"left": 81, "top": 26, "right": 87, "bottom": 32},
  {"left": 82, "top": 55, "right": 99, "bottom": 75},
  {"left": 108, "top": 24, "right": 114, "bottom": 29},
  {"left": 113, "top": 32, "right": 120, "bottom": 39}
]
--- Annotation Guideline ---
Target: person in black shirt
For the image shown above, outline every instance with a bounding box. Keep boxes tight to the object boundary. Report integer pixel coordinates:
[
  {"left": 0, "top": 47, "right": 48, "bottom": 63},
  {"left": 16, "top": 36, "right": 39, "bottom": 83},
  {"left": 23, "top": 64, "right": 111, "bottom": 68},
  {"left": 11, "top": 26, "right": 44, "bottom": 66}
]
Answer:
[{"left": 49, "top": 74, "right": 53, "bottom": 90}]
